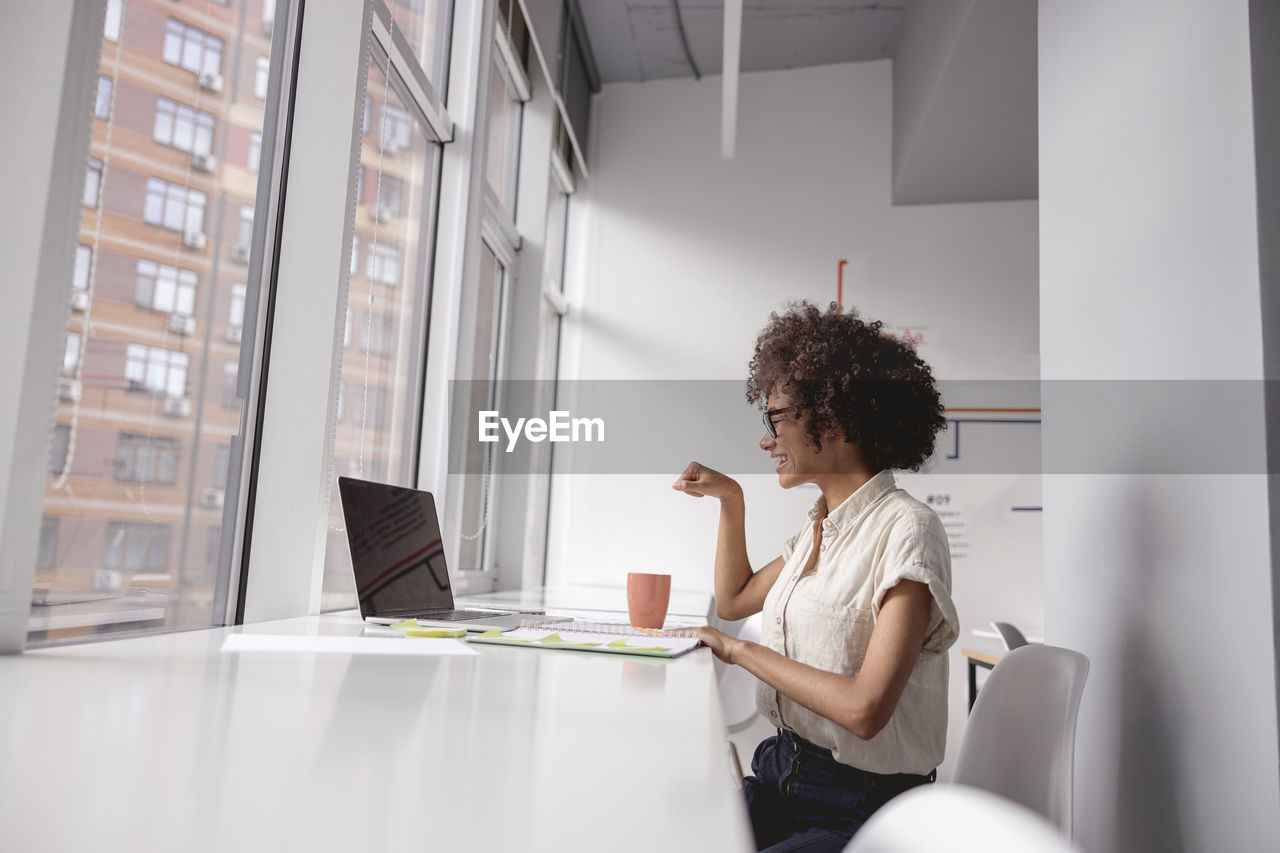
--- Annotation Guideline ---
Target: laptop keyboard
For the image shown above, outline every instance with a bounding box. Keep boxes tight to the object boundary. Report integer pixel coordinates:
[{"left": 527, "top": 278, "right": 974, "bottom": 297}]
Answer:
[{"left": 420, "top": 609, "right": 512, "bottom": 622}]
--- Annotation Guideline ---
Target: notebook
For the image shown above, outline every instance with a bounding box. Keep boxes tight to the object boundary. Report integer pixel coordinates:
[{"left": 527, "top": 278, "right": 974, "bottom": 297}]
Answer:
[
  {"left": 337, "top": 477, "right": 551, "bottom": 632},
  {"left": 467, "top": 619, "right": 704, "bottom": 659}
]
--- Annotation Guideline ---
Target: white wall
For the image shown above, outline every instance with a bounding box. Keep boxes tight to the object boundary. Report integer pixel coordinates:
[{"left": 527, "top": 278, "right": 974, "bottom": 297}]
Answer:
[
  {"left": 1040, "top": 1, "right": 1280, "bottom": 850},
  {"left": 549, "top": 59, "right": 1039, "bottom": 773}
]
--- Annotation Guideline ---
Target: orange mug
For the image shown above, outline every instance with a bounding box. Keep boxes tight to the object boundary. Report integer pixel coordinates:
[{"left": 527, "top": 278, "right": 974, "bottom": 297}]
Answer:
[{"left": 627, "top": 572, "right": 671, "bottom": 629}]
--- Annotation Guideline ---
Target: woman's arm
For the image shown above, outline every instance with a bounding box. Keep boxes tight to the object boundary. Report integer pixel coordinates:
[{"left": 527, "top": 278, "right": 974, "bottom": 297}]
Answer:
[
  {"left": 674, "top": 461, "right": 786, "bottom": 621},
  {"left": 695, "top": 579, "right": 934, "bottom": 739}
]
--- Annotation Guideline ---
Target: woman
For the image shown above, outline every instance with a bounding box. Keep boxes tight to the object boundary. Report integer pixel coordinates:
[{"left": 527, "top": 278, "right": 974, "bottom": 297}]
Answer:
[{"left": 673, "top": 301, "right": 958, "bottom": 852}]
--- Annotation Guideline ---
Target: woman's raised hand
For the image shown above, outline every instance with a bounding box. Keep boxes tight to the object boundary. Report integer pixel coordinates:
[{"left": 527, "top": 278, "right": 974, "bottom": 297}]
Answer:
[{"left": 673, "top": 461, "right": 743, "bottom": 502}]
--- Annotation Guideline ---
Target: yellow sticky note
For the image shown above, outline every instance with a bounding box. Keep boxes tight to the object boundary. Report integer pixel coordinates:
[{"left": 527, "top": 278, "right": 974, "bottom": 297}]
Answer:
[{"left": 390, "top": 620, "right": 467, "bottom": 639}]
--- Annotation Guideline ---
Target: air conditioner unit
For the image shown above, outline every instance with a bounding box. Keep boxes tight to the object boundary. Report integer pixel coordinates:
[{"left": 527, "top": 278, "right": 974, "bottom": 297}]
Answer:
[
  {"left": 199, "top": 487, "right": 225, "bottom": 509},
  {"left": 167, "top": 313, "right": 195, "bottom": 335},
  {"left": 224, "top": 326, "right": 243, "bottom": 344},
  {"left": 182, "top": 230, "right": 206, "bottom": 251},
  {"left": 262, "top": 16, "right": 274, "bottom": 36},
  {"left": 162, "top": 396, "right": 191, "bottom": 418},
  {"left": 191, "top": 151, "right": 217, "bottom": 172},
  {"left": 58, "top": 378, "right": 81, "bottom": 402},
  {"left": 231, "top": 243, "right": 251, "bottom": 264},
  {"left": 370, "top": 204, "right": 394, "bottom": 224},
  {"left": 70, "top": 290, "right": 89, "bottom": 312},
  {"left": 197, "top": 70, "right": 224, "bottom": 93}
]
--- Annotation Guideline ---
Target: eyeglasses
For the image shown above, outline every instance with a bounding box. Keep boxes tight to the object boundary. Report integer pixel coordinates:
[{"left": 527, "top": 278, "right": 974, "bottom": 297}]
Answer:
[{"left": 762, "top": 406, "right": 798, "bottom": 439}]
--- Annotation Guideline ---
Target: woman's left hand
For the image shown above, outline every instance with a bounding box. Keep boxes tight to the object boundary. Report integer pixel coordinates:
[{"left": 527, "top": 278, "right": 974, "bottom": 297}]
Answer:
[{"left": 692, "top": 626, "right": 742, "bottom": 665}]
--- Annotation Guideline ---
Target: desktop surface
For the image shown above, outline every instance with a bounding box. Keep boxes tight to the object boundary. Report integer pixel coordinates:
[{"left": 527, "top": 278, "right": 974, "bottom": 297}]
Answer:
[{"left": 0, "top": 611, "right": 752, "bottom": 852}]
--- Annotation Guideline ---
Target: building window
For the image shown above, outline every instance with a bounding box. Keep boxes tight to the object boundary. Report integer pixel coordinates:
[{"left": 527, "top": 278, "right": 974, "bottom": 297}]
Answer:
[
  {"left": 350, "top": 235, "right": 359, "bottom": 277},
  {"left": 143, "top": 178, "right": 206, "bottom": 234},
  {"left": 73, "top": 245, "right": 91, "bottom": 292},
  {"left": 380, "top": 104, "right": 411, "bottom": 151},
  {"left": 254, "top": 56, "right": 270, "bottom": 100},
  {"left": 248, "top": 132, "right": 262, "bottom": 172},
  {"left": 153, "top": 98, "right": 216, "bottom": 155},
  {"left": 162, "top": 19, "right": 223, "bottom": 76},
  {"left": 49, "top": 427, "right": 70, "bottom": 477},
  {"left": 355, "top": 384, "right": 388, "bottom": 429},
  {"left": 229, "top": 284, "right": 246, "bottom": 330},
  {"left": 103, "top": 522, "right": 170, "bottom": 572},
  {"left": 214, "top": 444, "right": 230, "bottom": 487},
  {"left": 343, "top": 307, "right": 352, "bottom": 349},
  {"left": 63, "top": 333, "right": 81, "bottom": 376},
  {"left": 124, "top": 344, "right": 189, "bottom": 397},
  {"left": 222, "top": 363, "right": 238, "bottom": 407},
  {"left": 366, "top": 243, "right": 400, "bottom": 285},
  {"left": 104, "top": 0, "right": 123, "bottom": 40},
  {"left": 83, "top": 158, "right": 102, "bottom": 207},
  {"left": 238, "top": 206, "right": 254, "bottom": 248},
  {"left": 95, "top": 76, "right": 112, "bottom": 119},
  {"left": 114, "top": 433, "right": 180, "bottom": 485},
  {"left": 135, "top": 260, "right": 198, "bottom": 316},
  {"left": 38, "top": 518, "right": 59, "bottom": 570},
  {"left": 361, "top": 312, "right": 394, "bottom": 356},
  {"left": 375, "top": 175, "right": 405, "bottom": 216}
]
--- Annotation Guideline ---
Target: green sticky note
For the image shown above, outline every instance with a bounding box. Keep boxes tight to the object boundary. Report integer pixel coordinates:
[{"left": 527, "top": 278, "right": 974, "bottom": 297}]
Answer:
[
  {"left": 536, "top": 632, "right": 601, "bottom": 647},
  {"left": 607, "top": 639, "right": 669, "bottom": 652}
]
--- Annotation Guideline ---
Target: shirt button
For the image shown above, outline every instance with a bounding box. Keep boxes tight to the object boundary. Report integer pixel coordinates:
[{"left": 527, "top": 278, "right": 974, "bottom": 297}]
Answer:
[
  {"left": 776, "top": 617, "right": 781, "bottom": 625},
  {"left": 770, "top": 711, "right": 778, "bottom": 719}
]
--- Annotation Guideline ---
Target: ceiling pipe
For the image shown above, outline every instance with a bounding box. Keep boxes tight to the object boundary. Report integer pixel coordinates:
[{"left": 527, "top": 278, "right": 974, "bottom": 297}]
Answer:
[
  {"left": 672, "top": 0, "right": 701, "bottom": 80},
  {"left": 721, "top": 0, "right": 742, "bottom": 158}
]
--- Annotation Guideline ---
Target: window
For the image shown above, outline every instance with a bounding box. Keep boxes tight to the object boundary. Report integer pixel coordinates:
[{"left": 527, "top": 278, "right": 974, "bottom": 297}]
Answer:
[
  {"left": 229, "top": 284, "right": 246, "bottom": 329},
  {"left": 361, "top": 312, "right": 395, "bottom": 356},
  {"left": 124, "top": 344, "right": 189, "bottom": 397},
  {"left": 104, "top": 0, "right": 122, "bottom": 41},
  {"left": 153, "top": 98, "right": 216, "bottom": 155},
  {"left": 94, "top": 76, "right": 112, "bottom": 119},
  {"left": 350, "top": 235, "right": 359, "bottom": 277},
  {"left": 375, "top": 175, "right": 405, "bottom": 216},
  {"left": 222, "top": 363, "right": 238, "bottom": 407},
  {"left": 366, "top": 243, "right": 400, "bottom": 285},
  {"left": 254, "top": 56, "right": 270, "bottom": 100},
  {"left": 114, "top": 433, "right": 180, "bottom": 485},
  {"left": 162, "top": 19, "right": 223, "bottom": 76},
  {"left": 484, "top": 53, "right": 523, "bottom": 212},
  {"left": 37, "top": 518, "right": 59, "bottom": 570},
  {"left": 135, "top": 260, "right": 198, "bottom": 315},
  {"left": 143, "top": 178, "right": 206, "bottom": 234},
  {"left": 48, "top": 427, "right": 70, "bottom": 477},
  {"left": 83, "top": 158, "right": 102, "bottom": 207},
  {"left": 237, "top": 207, "right": 254, "bottom": 248},
  {"left": 380, "top": 104, "right": 411, "bottom": 152},
  {"left": 355, "top": 384, "right": 388, "bottom": 429},
  {"left": 73, "top": 245, "right": 91, "bottom": 292},
  {"left": 103, "top": 522, "right": 170, "bottom": 573},
  {"left": 248, "top": 132, "right": 262, "bottom": 172},
  {"left": 214, "top": 444, "right": 229, "bottom": 487},
  {"left": 62, "top": 333, "right": 80, "bottom": 376}
]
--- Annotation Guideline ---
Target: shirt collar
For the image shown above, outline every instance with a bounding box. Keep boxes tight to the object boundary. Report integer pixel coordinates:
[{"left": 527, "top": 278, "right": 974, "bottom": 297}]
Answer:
[{"left": 806, "top": 469, "right": 898, "bottom": 532}]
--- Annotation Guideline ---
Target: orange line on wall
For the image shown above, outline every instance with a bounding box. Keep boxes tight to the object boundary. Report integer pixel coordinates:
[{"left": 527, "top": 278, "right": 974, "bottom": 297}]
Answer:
[{"left": 944, "top": 407, "right": 1042, "bottom": 413}]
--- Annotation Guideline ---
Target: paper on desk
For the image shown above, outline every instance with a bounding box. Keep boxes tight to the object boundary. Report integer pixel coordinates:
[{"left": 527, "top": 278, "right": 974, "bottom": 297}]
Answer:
[{"left": 221, "top": 633, "right": 480, "bottom": 656}]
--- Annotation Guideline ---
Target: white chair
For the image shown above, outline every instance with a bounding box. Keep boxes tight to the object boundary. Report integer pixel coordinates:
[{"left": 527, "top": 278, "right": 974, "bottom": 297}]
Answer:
[
  {"left": 715, "top": 612, "right": 763, "bottom": 783},
  {"left": 952, "top": 644, "right": 1090, "bottom": 834},
  {"left": 990, "top": 620, "right": 1029, "bottom": 650},
  {"left": 844, "top": 784, "right": 1082, "bottom": 853}
]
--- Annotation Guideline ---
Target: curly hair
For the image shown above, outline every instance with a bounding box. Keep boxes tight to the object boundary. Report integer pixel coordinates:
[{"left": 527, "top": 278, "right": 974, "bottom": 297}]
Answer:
[{"left": 746, "top": 301, "right": 946, "bottom": 472}]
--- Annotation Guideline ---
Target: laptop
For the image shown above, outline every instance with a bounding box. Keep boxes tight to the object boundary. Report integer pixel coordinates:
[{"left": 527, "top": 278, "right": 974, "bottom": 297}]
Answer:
[{"left": 338, "top": 476, "right": 548, "bottom": 632}]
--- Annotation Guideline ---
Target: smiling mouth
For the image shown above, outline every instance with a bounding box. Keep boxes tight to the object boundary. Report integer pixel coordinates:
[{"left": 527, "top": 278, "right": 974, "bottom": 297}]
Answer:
[{"left": 773, "top": 455, "right": 789, "bottom": 473}]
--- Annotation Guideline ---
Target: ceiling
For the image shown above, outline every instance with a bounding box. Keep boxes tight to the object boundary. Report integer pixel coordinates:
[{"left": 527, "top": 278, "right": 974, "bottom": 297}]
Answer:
[
  {"left": 572, "top": 0, "right": 1039, "bottom": 204},
  {"left": 578, "top": 1, "right": 908, "bottom": 84}
]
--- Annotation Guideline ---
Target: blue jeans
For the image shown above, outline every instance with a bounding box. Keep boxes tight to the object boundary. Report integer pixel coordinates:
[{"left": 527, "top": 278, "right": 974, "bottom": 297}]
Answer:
[{"left": 742, "top": 729, "right": 935, "bottom": 852}]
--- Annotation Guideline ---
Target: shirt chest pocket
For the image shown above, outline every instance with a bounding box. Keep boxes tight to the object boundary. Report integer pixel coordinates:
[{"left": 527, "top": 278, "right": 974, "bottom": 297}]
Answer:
[{"left": 784, "top": 594, "right": 875, "bottom": 676}]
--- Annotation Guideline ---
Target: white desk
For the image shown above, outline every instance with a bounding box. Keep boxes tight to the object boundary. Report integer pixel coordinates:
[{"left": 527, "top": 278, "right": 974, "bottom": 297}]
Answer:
[{"left": 0, "top": 611, "right": 753, "bottom": 852}]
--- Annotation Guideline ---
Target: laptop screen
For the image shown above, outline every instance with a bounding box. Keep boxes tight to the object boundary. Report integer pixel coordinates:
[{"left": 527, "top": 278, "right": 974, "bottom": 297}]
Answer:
[{"left": 337, "top": 477, "right": 455, "bottom": 618}]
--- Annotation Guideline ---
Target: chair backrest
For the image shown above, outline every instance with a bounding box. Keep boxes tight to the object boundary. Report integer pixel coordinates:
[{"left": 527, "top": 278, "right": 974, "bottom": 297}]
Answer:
[
  {"left": 951, "top": 644, "right": 1089, "bottom": 834},
  {"left": 716, "top": 612, "right": 762, "bottom": 733},
  {"left": 844, "top": 784, "right": 1082, "bottom": 853},
  {"left": 991, "top": 620, "right": 1029, "bottom": 650}
]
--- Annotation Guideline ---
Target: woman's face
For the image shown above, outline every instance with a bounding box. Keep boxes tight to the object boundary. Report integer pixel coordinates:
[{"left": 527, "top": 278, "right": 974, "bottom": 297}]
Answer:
[{"left": 760, "top": 387, "right": 828, "bottom": 488}]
